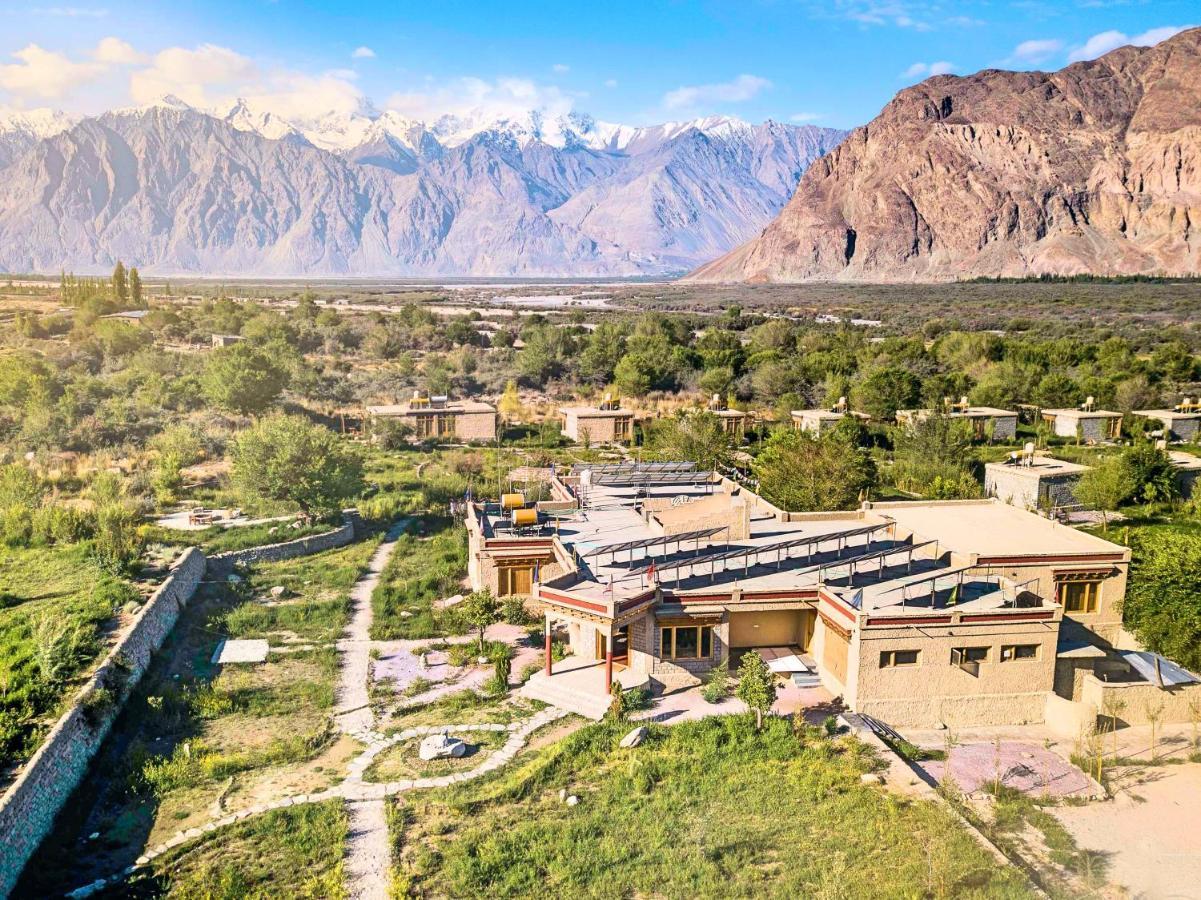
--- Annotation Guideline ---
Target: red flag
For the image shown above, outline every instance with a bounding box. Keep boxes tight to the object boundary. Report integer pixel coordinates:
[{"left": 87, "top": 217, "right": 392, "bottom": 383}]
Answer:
[{"left": 647, "top": 559, "right": 656, "bottom": 584}]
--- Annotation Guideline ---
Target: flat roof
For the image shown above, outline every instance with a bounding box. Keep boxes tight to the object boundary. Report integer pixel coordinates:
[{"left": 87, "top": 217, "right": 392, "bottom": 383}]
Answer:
[
  {"left": 1042, "top": 408, "right": 1121, "bottom": 419},
  {"left": 560, "top": 406, "right": 634, "bottom": 417},
  {"left": 870, "top": 499, "right": 1125, "bottom": 559},
  {"left": 792, "top": 409, "right": 847, "bottom": 421},
  {"left": 985, "top": 456, "right": 1090, "bottom": 477},
  {"left": 367, "top": 399, "right": 495, "bottom": 415},
  {"left": 1135, "top": 409, "right": 1201, "bottom": 420},
  {"left": 1169, "top": 451, "right": 1201, "bottom": 472}
]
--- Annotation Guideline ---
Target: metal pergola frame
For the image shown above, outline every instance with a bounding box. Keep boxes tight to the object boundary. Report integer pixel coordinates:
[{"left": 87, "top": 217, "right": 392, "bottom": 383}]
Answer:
[{"left": 581, "top": 526, "right": 729, "bottom": 561}]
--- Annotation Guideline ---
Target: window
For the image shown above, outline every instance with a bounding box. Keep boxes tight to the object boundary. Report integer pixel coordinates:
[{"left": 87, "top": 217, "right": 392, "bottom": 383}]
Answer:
[
  {"left": 951, "top": 647, "right": 989, "bottom": 665},
  {"left": 614, "top": 416, "right": 632, "bottom": 441},
  {"left": 1057, "top": 580, "right": 1100, "bottom": 614},
  {"left": 412, "top": 414, "right": 434, "bottom": 438},
  {"left": 660, "top": 625, "right": 713, "bottom": 660},
  {"left": 879, "top": 649, "right": 920, "bottom": 668},
  {"left": 1001, "top": 644, "right": 1039, "bottom": 662}
]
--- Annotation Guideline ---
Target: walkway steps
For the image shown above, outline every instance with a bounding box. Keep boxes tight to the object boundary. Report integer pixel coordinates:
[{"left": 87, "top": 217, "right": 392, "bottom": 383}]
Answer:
[{"left": 520, "top": 674, "right": 610, "bottom": 720}]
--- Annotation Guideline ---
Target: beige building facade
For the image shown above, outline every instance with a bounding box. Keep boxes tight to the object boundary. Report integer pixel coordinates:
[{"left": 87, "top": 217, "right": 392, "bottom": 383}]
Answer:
[{"left": 367, "top": 394, "right": 498, "bottom": 443}]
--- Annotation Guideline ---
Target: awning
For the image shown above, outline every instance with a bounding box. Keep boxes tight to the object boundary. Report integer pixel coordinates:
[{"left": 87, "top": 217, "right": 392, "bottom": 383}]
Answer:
[{"left": 1121, "top": 650, "right": 1200, "bottom": 687}]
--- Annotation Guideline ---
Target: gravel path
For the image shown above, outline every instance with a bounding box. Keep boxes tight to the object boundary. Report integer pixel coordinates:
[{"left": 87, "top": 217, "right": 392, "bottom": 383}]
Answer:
[
  {"left": 345, "top": 800, "right": 391, "bottom": 900},
  {"left": 335, "top": 519, "right": 410, "bottom": 736},
  {"left": 63, "top": 522, "right": 569, "bottom": 900}
]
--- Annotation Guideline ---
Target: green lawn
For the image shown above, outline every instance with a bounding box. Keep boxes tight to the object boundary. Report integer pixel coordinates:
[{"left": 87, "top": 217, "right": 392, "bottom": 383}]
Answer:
[
  {"left": 111, "top": 801, "right": 348, "bottom": 899},
  {"left": 16, "top": 538, "right": 378, "bottom": 897},
  {"left": 371, "top": 519, "right": 469, "bottom": 640},
  {"left": 391, "top": 716, "right": 1034, "bottom": 899},
  {"left": 144, "top": 520, "right": 338, "bottom": 554},
  {"left": 0, "top": 543, "right": 134, "bottom": 770},
  {"left": 366, "top": 730, "right": 507, "bottom": 782}
]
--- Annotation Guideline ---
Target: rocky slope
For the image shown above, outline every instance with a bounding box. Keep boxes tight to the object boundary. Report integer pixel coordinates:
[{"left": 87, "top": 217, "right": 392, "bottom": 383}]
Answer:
[
  {"left": 689, "top": 27, "right": 1201, "bottom": 282},
  {"left": 0, "top": 101, "right": 845, "bottom": 276}
]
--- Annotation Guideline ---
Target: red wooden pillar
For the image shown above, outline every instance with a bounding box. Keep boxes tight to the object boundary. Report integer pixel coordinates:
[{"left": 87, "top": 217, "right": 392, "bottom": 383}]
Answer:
[
  {"left": 604, "top": 646, "right": 614, "bottom": 692},
  {"left": 544, "top": 620, "right": 553, "bottom": 676}
]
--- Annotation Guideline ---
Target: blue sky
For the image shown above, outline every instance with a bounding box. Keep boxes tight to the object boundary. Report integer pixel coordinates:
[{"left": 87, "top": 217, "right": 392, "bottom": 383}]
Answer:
[{"left": 0, "top": 1, "right": 1195, "bottom": 128}]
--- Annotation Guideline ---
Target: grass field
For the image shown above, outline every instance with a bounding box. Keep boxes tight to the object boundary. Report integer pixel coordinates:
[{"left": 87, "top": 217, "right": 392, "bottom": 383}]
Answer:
[
  {"left": 144, "top": 520, "right": 337, "bottom": 554},
  {"left": 110, "top": 801, "right": 348, "bottom": 899},
  {"left": 390, "top": 716, "right": 1034, "bottom": 899},
  {"left": 0, "top": 543, "right": 136, "bottom": 771},
  {"left": 371, "top": 520, "right": 469, "bottom": 640},
  {"left": 15, "top": 538, "right": 378, "bottom": 897}
]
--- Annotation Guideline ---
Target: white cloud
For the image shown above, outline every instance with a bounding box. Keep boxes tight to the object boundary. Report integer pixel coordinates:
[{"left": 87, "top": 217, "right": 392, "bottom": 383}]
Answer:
[
  {"left": 603, "top": 78, "right": 617, "bottom": 88},
  {"left": 351, "top": 46, "right": 375, "bottom": 59},
  {"left": 901, "top": 60, "right": 955, "bottom": 79},
  {"left": 386, "top": 76, "right": 577, "bottom": 128},
  {"left": 552, "top": 63, "right": 570, "bottom": 74},
  {"left": 1010, "top": 38, "right": 1064, "bottom": 64},
  {"left": 789, "top": 112, "right": 822, "bottom": 122},
  {"left": 0, "top": 43, "right": 106, "bottom": 99},
  {"left": 94, "top": 37, "right": 146, "bottom": 66},
  {"left": 662, "top": 73, "right": 770, "bottom": 110},
  {"left": 1068, "top": 24, "right": 1193, "bottom": 62},
  {"left": 129, "top": 43, "right": 258, "bottom": 107}
]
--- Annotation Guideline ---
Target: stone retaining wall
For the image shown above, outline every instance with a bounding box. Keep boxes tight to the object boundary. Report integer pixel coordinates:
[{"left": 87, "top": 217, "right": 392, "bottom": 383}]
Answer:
[
  {"left": 0, "top": 547, "right": 206, "bottom": 898},
  {"left": 0, "top": 512, "right": 363, "bottom": 898},
  {"left": 205, "top": 516, "right": 357, "bottom": 579}
]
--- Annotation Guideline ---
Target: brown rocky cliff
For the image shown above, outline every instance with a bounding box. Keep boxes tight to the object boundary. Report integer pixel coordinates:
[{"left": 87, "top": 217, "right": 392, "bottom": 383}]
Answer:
[{"left": 688, "top": 27, "right": 1201, "bottom": 282}]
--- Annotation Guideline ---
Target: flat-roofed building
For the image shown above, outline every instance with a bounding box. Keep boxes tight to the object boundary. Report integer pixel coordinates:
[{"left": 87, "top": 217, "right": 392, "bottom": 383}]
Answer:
[
  {"left": 1170, "top": 451, "right": 1201, "bottom": 498},
  {"left": 791, "top": 404, "right": 870, "bottom": 435},
  {"left": 1134, "top": 406, "right": 1201, "bottom": 442},
  {"left": 985, "top": 454, "right": 1090, "bottom": 513},
  {"left": 897, "top": 402, "right": 1018, "bottom": 441},
  {"left": 466, "top": 462, "right": 1139, "bottom": 727},
  {"left": 1041, "top": 405, "right": 1122, "bottom": 443},
  {"left": 367, "top": 392, "right": 497, "bottom": 443},
  {"left": 560, "top": 396, "right": 634, "bottom": 444},
  {"left": 703, "top": 394, "right": 748, "bottom": 439}
]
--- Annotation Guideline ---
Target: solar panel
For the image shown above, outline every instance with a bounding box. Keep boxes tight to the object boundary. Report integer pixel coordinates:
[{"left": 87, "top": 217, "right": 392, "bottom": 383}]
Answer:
[
  {"left": 572, "top": 461, "right": 698, "bottom": 475},
  {"left": 581, "top": 526, "right": 728, "bottom": 559},
  {"left": 590, "top": 471, "right": 714, "bottom": 487},
  {"left": 628, "top": 522, "right": 893, "bottom": 579}
]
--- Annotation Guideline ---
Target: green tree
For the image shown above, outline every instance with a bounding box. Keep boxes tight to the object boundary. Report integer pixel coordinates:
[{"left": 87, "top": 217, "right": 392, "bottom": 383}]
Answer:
[
  {"left": 651, "top": 410, "right": 735, "bottom": 473},
  {"left": 752, "top": 429, "right": 876, "bottom": 511},
  {"left": 202, "top": 343, "right": 289, "bottom": 415},
  {"left": 231, "top": 414, "right": 363, "bottom": 518},
  {"left": 111, "top": 260, "right": 128, "bottom": 302},
  {"left": 498, "top": 380, "right": 523, "bottom": 423},
  {"left": 149, "top": 425, "right": 204, "bottom": 503},
  {"left": 1120, "top": 443, "right": 1177, "bottom": 504},
  {"left": 735, "top": 651, "right": 777, "bottom": 731},
  {"left": 852, "top": 367, "right": 921, "bottom": 421},
  {"left": 1124, "top": 532, "right": 1201, "bottom": 671},
  {"left": 128, "top": 267, "right": 143, "bottom": 307},
  {"left": 459, "top": 589, "right": 500, "bottom": 653},
  {"left": 892, "top": 413, "right": 982, "bottom": 499},
  {"left": 1073, "top": 456, "right": 1129, "bottom": 531}
]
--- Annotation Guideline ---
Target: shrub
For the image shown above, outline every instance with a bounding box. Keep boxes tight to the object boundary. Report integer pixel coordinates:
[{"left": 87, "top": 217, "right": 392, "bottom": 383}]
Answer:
[{"left": 701, "top": 663, "right": 730, "bottom": 703}]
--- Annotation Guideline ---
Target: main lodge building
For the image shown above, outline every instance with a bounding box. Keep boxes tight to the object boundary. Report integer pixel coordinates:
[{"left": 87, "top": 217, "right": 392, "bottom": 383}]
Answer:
[{"left": 466, "top": 462, "right": 1195, "bottom": 728}]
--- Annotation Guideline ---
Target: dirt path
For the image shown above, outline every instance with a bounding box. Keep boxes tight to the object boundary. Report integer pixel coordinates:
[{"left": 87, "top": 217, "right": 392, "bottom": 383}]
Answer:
[
  {"left": 345, "top": 800, "right": 391, "bottom": 900},
  {"left": 334, "top": 519, "right": 410, "bottom": 899},
  {"left": 335, "top": 519, "right": 410, "bottom": 739}
]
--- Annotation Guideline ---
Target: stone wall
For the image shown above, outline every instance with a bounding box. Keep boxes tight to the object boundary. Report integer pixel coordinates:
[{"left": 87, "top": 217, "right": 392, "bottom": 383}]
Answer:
[
  {"left": 205, "top": 517, "right": 356, "bottom": 579},
  {"left": 0, "top": 514, "right": 362, "bottom": 897},
  {"left": 0, "top": 548, "right": 206, "bottom": 898}
]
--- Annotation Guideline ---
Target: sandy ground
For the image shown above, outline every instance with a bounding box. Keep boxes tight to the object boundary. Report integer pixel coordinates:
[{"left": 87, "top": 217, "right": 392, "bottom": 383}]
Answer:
[
  {"left": 1054, "top": 764, "right": 1201, "bottom": 900},
  {"left": 633, "top": 681, "right": 836, "bottom": 725}
]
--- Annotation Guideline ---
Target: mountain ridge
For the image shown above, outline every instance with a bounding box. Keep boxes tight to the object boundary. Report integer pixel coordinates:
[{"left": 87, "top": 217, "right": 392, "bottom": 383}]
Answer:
[
  {"left": 688, "top": 27, "right": 1201, "bottom": 283},
  {"left": 0, "top": 100, "right": 846, "bottom": 276}
]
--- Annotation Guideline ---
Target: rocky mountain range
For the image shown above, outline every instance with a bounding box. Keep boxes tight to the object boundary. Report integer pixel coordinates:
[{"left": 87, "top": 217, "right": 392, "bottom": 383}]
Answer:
[
  {"left": 690, "top": 27, "right": 1201, "bottom": 283},
  {"left": 0, "top": 98, "right": 845, "bottom": 277}
]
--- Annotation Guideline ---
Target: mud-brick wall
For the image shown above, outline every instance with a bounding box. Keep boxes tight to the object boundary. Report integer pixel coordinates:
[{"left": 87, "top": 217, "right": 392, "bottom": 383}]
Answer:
[{"left": 0, "top": 548, "right": 206, "bottom": 898}]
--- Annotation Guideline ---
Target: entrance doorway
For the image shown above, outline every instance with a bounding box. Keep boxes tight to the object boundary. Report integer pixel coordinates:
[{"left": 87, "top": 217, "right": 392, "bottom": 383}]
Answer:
[{"left": 595, "top": 625, "right": 630, "bottom": 669}]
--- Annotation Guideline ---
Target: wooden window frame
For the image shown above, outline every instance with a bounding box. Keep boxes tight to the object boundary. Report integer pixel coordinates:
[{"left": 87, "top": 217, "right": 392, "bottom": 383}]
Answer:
[
  {"left": 1000, "top": 644, "right": 1039, "bottom": 662},
  {"left": 1057, "top": 579, "right": 1100, "bottom": 614},
  {"left": 879, "top": 649, "right": 920, "bottom": 668},
  {"left": 660, "top": 625, "right": 713, "bottom": 661},
  {"left": 951, "top": 646, "right": 989, "bottom": 665}
]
